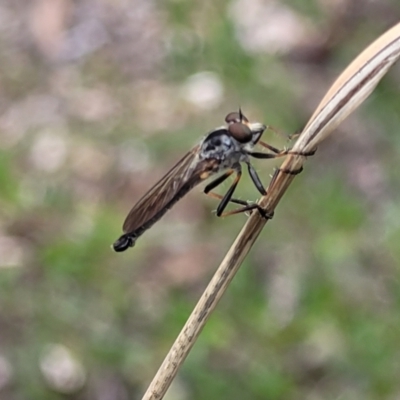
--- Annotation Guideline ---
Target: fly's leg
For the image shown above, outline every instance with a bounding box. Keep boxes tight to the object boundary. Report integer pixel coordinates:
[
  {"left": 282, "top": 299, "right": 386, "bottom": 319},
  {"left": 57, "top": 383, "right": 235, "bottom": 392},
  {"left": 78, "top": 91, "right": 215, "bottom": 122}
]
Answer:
[
  {"left": 216, "top": 203, "right": 273, "bottom": 219},
  {"left": 250, "top": 146, "right": 316, "bottom": 158},
  {"left": 204, "top": 166, "right": 271, "bottom": 219},
  {"left": 248, "top": 146, "right": 316, "bottom": 176},
  {"left": 204, "top": 169, "right": 249, "bottom": 207},
  {"left": 246, "top": 162, "right": 267, "bottom": 195}
]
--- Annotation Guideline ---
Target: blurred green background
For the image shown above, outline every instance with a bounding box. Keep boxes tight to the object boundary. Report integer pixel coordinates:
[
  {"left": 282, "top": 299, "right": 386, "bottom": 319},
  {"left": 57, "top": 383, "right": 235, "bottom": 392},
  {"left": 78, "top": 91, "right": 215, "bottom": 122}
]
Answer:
[{"left": 1, "top": 0, "right": 400, "bottom": 399}]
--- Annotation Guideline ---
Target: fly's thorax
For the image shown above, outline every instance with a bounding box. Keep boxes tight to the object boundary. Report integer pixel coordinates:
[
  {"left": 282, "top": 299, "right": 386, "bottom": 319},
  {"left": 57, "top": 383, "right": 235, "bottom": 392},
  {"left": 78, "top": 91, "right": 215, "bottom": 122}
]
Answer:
[{"left": 199, "top": 128, "right": 236, "bottom": 161}]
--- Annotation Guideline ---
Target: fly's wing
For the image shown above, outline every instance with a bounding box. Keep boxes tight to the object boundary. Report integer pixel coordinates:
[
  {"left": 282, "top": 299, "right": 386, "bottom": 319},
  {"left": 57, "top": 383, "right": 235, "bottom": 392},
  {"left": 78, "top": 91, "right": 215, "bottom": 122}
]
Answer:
[{"left": 122, "top": 145, "right": 215, "bottom": 234}]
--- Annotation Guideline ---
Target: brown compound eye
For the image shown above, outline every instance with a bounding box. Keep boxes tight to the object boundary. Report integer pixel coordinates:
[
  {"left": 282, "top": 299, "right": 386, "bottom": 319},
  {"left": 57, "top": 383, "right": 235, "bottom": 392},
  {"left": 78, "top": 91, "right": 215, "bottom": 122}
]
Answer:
[
  {"left": 225, "top": 110, "right": 249, "bottom": 124},
  {"left": 228, "top": 122, "right": 252, "bottom": 143}
]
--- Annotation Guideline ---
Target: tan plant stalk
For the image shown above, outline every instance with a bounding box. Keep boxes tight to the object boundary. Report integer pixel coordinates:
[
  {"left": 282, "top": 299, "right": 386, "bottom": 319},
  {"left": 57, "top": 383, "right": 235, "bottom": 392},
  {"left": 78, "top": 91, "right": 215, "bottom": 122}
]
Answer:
[{"left": 142, "top": 22, "right": 400, "bottom": 400}]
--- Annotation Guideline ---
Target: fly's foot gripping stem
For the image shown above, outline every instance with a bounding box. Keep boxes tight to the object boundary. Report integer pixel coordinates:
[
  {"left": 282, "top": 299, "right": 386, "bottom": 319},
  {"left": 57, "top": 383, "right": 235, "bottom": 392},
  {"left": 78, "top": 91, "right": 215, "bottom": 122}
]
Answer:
[
  {"left": 278, "top": 166, "right": 304, "bottom": 175},
  {"left": 257, "top": 206, "right": 274, "bottom": 220}
]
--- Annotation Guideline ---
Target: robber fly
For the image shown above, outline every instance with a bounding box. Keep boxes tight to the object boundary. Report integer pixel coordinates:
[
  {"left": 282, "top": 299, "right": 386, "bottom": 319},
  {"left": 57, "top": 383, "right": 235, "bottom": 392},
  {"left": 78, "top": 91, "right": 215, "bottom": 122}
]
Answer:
[{"left": 113, "top": 110, "right": 289, "bottom": 252}]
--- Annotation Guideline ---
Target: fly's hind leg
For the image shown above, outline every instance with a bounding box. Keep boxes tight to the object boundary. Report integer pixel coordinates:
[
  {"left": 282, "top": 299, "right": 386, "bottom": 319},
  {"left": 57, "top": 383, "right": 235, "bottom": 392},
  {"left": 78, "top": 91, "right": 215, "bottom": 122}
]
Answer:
[
  {"left": 203, "top": 166, "right": 272, "bottom": 219},
  {"left": 204, "top": 169, "right": 248, "bottom": 208}
]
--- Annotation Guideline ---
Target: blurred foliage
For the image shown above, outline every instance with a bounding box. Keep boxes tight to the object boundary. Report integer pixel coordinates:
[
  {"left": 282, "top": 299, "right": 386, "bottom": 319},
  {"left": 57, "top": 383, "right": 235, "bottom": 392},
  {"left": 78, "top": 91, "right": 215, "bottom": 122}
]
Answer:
[{"left": 1, "top": 0, "right": 400, "bottom": 399}]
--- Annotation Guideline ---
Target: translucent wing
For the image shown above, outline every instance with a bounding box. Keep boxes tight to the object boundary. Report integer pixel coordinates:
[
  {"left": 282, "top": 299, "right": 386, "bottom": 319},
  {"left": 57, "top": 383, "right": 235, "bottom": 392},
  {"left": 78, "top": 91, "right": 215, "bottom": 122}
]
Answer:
[
  {"left": 113, "top": 127, "right": 230, "bottom": 251},
  {"left": 122, "top": 145, "right": 213, "bottom": 234}
]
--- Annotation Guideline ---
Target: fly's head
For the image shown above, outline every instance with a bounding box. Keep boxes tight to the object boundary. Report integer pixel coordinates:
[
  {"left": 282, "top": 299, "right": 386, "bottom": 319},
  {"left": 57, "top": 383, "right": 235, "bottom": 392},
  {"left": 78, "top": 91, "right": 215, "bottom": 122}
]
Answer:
[
  {"left": 225, "top": 110, "right": 266, "bottom": 146},
  {"left": 200, "top": 110, "right": 266, "bottom": 162}
]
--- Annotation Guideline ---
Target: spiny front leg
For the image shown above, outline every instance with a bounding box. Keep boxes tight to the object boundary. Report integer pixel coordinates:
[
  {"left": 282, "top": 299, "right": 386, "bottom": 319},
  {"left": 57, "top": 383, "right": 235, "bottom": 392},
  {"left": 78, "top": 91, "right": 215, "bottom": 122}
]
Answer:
[{"left": 255, "top": 143, "right": 317, "bottom": 158}]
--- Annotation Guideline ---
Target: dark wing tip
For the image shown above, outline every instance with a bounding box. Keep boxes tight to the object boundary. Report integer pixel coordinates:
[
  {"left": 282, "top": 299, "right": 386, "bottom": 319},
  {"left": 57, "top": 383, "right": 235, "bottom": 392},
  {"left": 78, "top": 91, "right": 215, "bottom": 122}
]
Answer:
[{"left": 113, "top": 234, "right": 135, "bottom": 252}]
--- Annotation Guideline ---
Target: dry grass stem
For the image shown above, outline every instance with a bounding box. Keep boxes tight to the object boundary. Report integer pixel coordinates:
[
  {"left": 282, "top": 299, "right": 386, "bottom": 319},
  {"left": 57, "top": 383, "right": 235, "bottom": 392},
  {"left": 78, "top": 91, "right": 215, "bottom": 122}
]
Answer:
[{"left": 141, "top": 22, "right": 400, "bottom": 400}]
